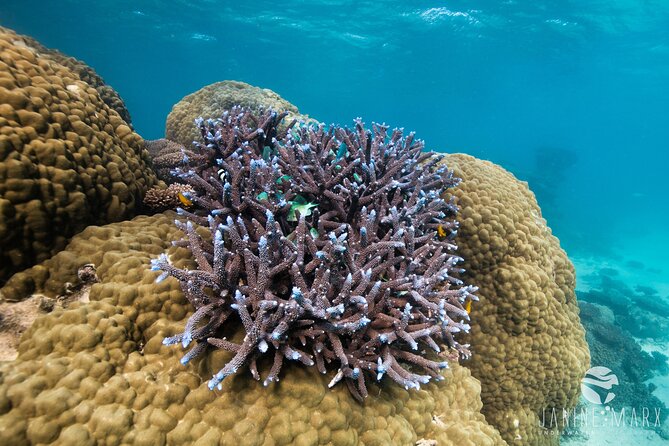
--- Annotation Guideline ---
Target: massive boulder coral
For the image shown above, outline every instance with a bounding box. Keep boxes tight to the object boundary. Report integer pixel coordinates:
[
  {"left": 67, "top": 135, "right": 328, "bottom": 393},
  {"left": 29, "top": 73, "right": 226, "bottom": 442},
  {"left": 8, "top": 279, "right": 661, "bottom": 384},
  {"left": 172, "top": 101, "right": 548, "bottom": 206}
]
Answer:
[
  {"left": 0, "top": 213, "right": 505, "bottom": 446},
  {"left": 0, "top": 27, "right": 161, "bottom": 285},
  {"left": 10, "top": 29, "right": 133, "bottom": 125},
  {"left": 442, "top": 154, "right": 590, "bottom": 446},
  {"left": 165, "top": 81, "right": 311, "bottom": 148}
]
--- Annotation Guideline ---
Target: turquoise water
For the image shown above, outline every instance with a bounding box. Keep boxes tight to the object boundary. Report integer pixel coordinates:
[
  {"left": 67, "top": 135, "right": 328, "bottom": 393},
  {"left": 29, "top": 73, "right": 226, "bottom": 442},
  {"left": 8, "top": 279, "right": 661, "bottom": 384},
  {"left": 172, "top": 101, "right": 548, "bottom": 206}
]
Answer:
[{"left": 2, "top": 1, "right": 668, "bottom": 443}]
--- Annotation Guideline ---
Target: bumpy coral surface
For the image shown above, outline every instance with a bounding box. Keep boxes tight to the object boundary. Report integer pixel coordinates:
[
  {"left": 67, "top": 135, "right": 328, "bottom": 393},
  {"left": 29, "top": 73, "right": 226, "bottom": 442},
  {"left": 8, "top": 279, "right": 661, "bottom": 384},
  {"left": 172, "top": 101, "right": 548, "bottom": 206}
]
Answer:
[
  {"left": 442, "top": 154, "right": 590, "bottom": 446},
  {"left": 145, "top": 138, "right": 189, "bottom": 183},
  {"left": 0, "top": 213, "right": 506, "bottom": 446},
  {"left": 143, "top": 183, "right": 195, "bottom": 212},
  {"left": 0, "top": 27, "right": 161, "bottom": 285},
  {"left": 165, "top": 81, "right": 311, "bottom": 148},
  {"left": 157, "top": 109, "right": 475, "bottom": 401},
  {"left": 13, "top": 30, "right": 133, "bottom": 125}
]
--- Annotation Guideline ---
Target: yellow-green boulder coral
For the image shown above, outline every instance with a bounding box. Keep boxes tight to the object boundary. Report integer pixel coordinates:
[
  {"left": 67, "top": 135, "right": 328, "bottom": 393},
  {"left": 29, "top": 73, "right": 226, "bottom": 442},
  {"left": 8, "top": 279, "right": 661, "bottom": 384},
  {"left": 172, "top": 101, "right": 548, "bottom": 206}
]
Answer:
[
  {"left": 165, "top": 80, "right": 313, "bottom": 148},
  {"left": 12, "top": 29, "right": 133, "bottom": 125},
  {"left": 443, "top": 154, "right": 590, "bottom": 446},
  {"left": 0, "top": 26, "right": 161, "bottom": 285}
]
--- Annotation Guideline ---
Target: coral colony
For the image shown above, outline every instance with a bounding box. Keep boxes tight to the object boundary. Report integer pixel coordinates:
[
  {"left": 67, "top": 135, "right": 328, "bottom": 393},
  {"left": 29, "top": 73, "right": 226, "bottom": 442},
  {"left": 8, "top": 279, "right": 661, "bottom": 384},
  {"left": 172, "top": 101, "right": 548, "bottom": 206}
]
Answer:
[{"left": 152, "top": 107, "right": 478, "bottom": 401}]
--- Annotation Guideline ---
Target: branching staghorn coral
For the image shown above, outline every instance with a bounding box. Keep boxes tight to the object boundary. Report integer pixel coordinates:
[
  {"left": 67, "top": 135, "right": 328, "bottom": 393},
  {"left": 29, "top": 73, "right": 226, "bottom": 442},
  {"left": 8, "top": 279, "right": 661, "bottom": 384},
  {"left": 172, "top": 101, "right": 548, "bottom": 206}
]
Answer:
[{"left": 153, "top": 107, "right": 478, "bottom": 401}]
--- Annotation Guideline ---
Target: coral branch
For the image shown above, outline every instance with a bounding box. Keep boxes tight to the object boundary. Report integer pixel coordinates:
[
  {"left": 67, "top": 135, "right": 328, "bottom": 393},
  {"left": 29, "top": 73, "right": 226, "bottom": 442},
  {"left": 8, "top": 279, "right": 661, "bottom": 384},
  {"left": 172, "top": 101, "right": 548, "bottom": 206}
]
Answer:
[{"left": 154, "top": 107, "right": 476, "bottom": 400}]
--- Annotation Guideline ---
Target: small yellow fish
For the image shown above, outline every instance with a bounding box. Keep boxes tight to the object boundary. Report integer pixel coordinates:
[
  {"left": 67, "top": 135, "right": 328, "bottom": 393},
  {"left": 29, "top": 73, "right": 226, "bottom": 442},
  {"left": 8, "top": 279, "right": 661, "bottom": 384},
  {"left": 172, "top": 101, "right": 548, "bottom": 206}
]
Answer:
[
  {"left": 437, "top": 224, "right": 447, "bottom": 239},
  {"left": 465, "top": 300, "right": 472, "bottom": 314},
  {"left": 178, "top": 192, "right": 193, "bottom": 207}
]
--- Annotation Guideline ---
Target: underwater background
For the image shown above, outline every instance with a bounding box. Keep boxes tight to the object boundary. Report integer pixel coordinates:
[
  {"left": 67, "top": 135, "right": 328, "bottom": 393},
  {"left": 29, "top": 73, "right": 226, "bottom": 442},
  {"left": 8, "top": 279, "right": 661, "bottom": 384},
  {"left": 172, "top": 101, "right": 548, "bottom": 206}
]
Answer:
[{"left": 1, "top": 0, "right": 668, "bottom": 445}]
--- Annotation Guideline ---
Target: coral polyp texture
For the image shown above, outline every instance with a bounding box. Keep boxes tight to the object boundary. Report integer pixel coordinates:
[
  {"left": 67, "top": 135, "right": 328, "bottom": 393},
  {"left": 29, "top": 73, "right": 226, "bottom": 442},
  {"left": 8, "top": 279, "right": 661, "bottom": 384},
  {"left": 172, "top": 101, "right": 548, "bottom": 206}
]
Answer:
[
  {"left": 14, "top": 31, "right": 133, "bottom": 125},
  {"left": 143, "top": 183, "right": 195, "bottom": 212},
  {"left": 443, "top": 154, "right": 590, "bottom": 446},
  {"left": 165, "top": 80, "right": 312, "bottom": 148},
  {"left": 144, "top": 138, "right": 190, "bottom": 183},
  {"left": 0, "top": 27, "right": 161, "bottom": 285},
  {"left": 155, "top": 108, "right": 478, "bottom": 401}
]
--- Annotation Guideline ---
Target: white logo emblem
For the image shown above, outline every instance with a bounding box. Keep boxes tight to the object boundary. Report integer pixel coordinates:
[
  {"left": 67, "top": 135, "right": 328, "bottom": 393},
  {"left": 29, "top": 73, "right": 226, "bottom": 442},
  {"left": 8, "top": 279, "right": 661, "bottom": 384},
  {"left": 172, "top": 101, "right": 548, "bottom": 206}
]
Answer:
[{"left": 581, "top": 366, "right": 619, "bottom": 405}]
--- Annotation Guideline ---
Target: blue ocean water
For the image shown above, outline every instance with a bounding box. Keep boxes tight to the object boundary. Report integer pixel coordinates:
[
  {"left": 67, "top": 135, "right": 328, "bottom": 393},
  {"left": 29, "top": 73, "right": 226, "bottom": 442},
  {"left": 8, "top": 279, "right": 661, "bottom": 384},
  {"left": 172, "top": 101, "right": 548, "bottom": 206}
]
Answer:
[{"left": 2, "top": 1, "right": 668, "bottom": 443}]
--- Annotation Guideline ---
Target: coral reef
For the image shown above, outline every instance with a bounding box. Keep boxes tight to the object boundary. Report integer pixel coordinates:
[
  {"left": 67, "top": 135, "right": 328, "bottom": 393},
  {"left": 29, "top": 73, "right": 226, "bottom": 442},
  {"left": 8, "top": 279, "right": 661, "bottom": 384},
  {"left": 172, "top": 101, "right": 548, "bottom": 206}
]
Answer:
[
  {"left": 165, "top": 81, "right": 312, "bottom": 148},
  {"left": 156, "top": 108, "right": 476, "bottom": 401},
  {"left": 576, "top": 270, "right": 669, "bottom": 432},
  {"left": 0, "top": 27, "right": 161, "bottom": 285},
  {"left": 580, "top": 270, "right": 669, "bottom": 340},
  {"left": 143, "top": 183, "right": 195, "bottom": 212},
  {"left": 0, "top": 65, "right": 591, "bottom": 443},
  {"left": 578, "top": 300, "right": 668, "bottom": 417},
  {"left": 145, "top": 138, "right": 189, "bottom": 183},
  {"left": 0, "top": 212, "right": 506, "bottom": 446},
  {"left": 442, "top": 154, "right": 590, "bottom": 446},
  {"left": 13, "top": 32, "right": 133, "bottom": 125}
]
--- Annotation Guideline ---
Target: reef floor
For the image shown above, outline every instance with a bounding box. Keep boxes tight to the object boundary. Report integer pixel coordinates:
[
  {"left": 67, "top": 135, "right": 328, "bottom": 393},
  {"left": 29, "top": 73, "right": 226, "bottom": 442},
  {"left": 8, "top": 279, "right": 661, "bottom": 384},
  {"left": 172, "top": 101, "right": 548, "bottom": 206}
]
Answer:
[{"left": 562, "top": 252, "right": 669, "bottom": 445}]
